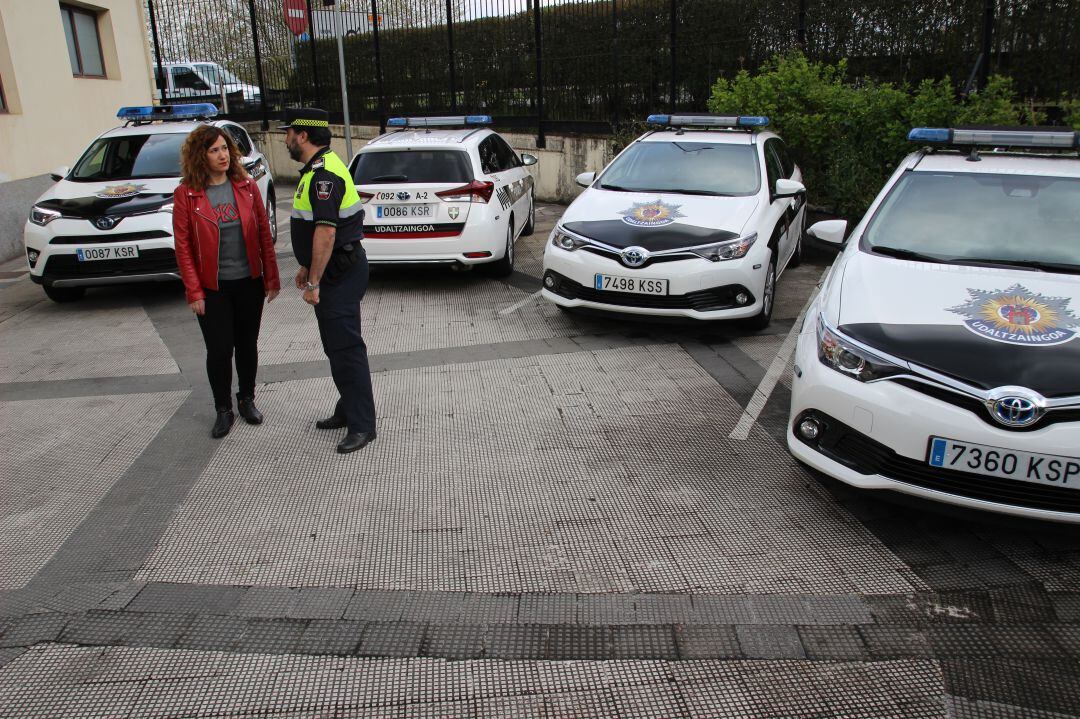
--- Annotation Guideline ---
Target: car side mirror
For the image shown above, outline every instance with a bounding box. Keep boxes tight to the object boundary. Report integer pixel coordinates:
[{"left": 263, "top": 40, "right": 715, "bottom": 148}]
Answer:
[
  {"left": 50, "top": 166, "right": 69, "bottom": 182},
  {"left": 521, "top": 153, "right": 538, "bottom": 167},
  {"left": 774, "top": 178, "right": 806, "bottom": 199},
  {"left": 575, "top": 171, "right": 596, "bottom": 188},
  {"left": 807, "top": 219, "right": 848, "bottom": 248}
]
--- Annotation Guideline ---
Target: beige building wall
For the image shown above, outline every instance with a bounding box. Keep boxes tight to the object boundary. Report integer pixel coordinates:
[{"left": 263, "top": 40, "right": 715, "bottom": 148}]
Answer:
[{"left": 0, "top": 0, "right": 155, "bottom": 182}]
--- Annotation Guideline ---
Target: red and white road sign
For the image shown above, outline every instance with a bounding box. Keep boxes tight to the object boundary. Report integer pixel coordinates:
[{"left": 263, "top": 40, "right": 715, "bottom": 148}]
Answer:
[{"left": 283, "top": 0, "right": 308, "bottom": 36}]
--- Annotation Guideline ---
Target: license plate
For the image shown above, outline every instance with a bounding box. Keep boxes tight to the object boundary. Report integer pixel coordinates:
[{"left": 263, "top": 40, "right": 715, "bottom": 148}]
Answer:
[
  {"left": 375, "top": 204, "right": 433, "bottom": 219},
  {"left": 76, "top": 245, "right": 139, "bottom": 262},
  {"left": 928, "top": 437, "right": 1080, "bottom": 489},
  {"left": 594, "top": 274, "right": 669, "bottom": 295}
]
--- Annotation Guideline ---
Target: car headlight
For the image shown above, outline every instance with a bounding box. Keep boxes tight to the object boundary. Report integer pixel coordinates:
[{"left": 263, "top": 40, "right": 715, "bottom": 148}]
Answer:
[
  {"left": 159, "top": 203, "right": 174, "bottom": 214},
  {"left": 29, "top": 205, "right": 62, "bottom": 226},
  {"left": 550, "top": 225, "right": 590, "bottom": 251},
  {"left": 687, "top": 232, "right": 756, "bottom": 262},
  {"left": 817, "top": 316, "right": 904, "bottom": 382}
]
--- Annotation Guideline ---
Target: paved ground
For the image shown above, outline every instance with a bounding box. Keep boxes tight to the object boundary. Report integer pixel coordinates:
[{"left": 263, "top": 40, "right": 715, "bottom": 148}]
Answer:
[{"left": 0, "top": 201, "right": 1078, "bottom": 718}]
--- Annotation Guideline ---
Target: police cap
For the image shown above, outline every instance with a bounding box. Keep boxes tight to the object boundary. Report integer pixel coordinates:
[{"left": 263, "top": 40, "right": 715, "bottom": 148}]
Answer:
[{"left": 279, "top": 107, "right": 330, "bottom": 131}]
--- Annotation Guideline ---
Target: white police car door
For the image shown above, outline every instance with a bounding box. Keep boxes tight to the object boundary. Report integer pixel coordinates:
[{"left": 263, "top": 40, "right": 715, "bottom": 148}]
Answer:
[
  {"left": 480, "top": 136, "right": 529, "bottom": 233},
  {"left": 763, "top": 138, "right": 797, "bottom": 267}
]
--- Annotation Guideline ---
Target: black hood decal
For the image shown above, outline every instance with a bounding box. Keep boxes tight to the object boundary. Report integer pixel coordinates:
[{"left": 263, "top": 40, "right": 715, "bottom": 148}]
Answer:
[
  {"left": 562, "top": 220, "right": 738, "bottom": 252},
  {"left": 841, "top": 323, "right": 1080, "bottom": 398},
  {"left": 38, "top": 193, "right": 173, "bottom": 219}
]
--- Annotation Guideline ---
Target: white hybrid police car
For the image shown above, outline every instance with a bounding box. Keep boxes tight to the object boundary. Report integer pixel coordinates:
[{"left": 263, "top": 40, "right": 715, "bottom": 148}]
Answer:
[
  {"left": 24, "top": 104, "right": 275, "bottom": 302},
  {"left": 790, "top": 127, "right": 1080, "bottom": 523},
  {"left": 541, "top": 114, "right": 806, "bottom": 327},
  {"left": 347, "top": 115, "right": 537, "bottom": 276}
]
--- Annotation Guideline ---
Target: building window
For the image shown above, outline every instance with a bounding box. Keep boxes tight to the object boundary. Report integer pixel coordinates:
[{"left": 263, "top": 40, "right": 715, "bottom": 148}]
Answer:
[{"left": 60, "top": 3, "right": 105, "bottom": 77}]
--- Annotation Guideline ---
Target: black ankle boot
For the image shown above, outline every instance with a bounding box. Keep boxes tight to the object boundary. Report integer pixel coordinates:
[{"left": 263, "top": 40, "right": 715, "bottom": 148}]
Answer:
[
  {"left": 237, "top": 396, "right": 264, "bottom": 425},
  {"left": 211, "top": 409, "right": 235, "bottom": 439}
]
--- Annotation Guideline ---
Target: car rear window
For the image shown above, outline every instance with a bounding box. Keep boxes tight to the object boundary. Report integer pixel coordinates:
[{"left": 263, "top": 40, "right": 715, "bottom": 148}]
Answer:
[
  {"left": 353, "top": 150, "right": 473, "bottom": 184},
  {"left": 70, "top": 133, "right": 187, "bottom": 181}
]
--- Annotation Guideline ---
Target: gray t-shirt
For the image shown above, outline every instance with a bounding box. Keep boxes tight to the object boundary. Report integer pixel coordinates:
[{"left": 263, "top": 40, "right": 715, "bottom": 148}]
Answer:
[{"left": 205, "top": 181, "right": 250, "bottom": 281}]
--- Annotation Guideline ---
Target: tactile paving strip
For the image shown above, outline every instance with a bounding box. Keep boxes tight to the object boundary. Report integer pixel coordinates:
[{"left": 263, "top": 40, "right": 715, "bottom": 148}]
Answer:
[
  {"left": 0, "top": 299, "right": 178, "bottom": 383},
  {"left": 0, "top": 643, "right": 949, "bottom": 718},
  {"left": 132, "top": 345, "right": 915, "bottom": 595},
  {"left": 0, "top": 391, "right": 188, "bottom": 589}
]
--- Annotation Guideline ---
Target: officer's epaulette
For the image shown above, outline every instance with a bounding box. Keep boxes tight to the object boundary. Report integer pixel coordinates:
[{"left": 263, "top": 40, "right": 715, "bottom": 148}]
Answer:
[{"left": 311, "top": 159, "right": 325, "bottom": 170}]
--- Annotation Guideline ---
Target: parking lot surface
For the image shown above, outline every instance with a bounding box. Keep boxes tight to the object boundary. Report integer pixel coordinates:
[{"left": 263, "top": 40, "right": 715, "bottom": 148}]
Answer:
[{"left": 0, "top": 201, "right": 1078, "bottom": 717}]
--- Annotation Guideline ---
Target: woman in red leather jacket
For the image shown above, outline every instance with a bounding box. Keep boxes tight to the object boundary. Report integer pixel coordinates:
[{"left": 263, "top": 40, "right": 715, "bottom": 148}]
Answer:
[{"left": 173, "top": 125, "right": 281, "bottom": 438}]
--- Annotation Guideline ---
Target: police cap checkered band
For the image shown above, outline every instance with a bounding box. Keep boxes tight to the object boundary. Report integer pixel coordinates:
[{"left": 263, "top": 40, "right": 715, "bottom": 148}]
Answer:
[{"left": 278, "top": 107, "right": 330, "bottom": 130}]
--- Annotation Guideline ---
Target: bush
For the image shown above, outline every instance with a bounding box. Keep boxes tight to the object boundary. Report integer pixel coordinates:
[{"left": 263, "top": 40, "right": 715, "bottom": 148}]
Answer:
[{"left": 707, "top": 53, "right": 1051, "bottom": 219}]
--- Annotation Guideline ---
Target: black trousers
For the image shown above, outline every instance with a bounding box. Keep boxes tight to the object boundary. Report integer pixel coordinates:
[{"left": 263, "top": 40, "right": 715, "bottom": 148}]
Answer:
[
  {"left": 196, "top": 276, "right": 265, "bottom": 410},
  {"left": 313, "top": 249, "right": 376, "bottom": 433}
]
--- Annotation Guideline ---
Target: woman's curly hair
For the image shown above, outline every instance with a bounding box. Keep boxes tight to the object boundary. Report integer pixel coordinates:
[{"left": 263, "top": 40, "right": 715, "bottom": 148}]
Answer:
[{"left": 179, "top": 125, "right": 248, "bottom": 191}]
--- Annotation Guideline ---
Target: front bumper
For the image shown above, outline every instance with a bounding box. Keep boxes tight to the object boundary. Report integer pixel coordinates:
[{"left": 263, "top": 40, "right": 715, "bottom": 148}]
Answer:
[
  {"left": 24, "top": 215, "right": 179, "bottom": 287},
  {"left": 541, "top": 243, "right": 766, "bottom": 320},
  {"left": 788, "top": 318, "right": 1080, "bottom": 523}
]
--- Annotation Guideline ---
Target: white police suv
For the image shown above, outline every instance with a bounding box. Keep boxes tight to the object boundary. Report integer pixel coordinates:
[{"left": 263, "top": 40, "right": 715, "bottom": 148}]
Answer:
[
  {"left": 24, "top": 104, "right": 275, "bottom": 302},
  {"left": 790, "top": 127, "right": 1080, "bottom": 523},
  {"left": 347, "top": 115, "right": 537, "bottom": 276},
  {"left": 541, "top": 114, "right": 806, "bottom": 327}
]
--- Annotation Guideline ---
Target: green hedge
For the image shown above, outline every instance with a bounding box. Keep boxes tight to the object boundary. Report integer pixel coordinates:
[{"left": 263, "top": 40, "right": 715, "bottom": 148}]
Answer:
[{"left": 707, "top": 53, "right": 1069, "bottom": 219}]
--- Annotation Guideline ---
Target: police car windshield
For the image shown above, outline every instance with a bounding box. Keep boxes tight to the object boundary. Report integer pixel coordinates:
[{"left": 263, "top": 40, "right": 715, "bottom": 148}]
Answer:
[
  {"left": 863, "top": 172, "right": 1080, "bottom": 270},
  {"left": 353, "top": 150, "right": 473, "bottom": 185},
  {"left": 598, "top": 142, "right": 759, "bottom": 196},
  {"left": 70, "top": 133, "right": 187, "bottom": 181}
]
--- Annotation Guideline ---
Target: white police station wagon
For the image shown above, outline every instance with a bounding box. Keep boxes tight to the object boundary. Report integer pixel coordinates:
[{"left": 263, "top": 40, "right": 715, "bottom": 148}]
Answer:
[
  {"left": 541, "top": 114, "right": 806, "bottom": 327},
  {"left": 24, "top": 104, "right": 275, "bottom": 302},
  {"left": 790, "top": 127, "right": 1080, "bottom": 523},
  {"left": 348, "top": 115, "right": 537, "bottom": 276}
]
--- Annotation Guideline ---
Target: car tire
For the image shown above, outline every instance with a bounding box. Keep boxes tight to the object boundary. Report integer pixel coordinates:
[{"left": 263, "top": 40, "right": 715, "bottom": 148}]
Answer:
[
  {"left": 744, "top": 255, "right": 775, "bottom": 330},
  {"left": 521, "top": 191, "right": 536, "bottom": 236},
  {"left": 266, "top": 186, "right": 277, "bottom": 244},
  {"left": 486, "top": 219, "right": 515, "bottom": 277},
  {"left": 43, "top": 284, "right": 85, "bottom": 303}
]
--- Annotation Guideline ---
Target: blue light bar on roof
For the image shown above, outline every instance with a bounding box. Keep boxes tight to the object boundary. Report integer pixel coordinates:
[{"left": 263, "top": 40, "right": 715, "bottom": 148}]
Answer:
[
  {"left": 387, "top": 115, "right": 493, "bottom": 128},
  {"left": 117, "top": 103, "right": 219, "bottom": 121},
  {"left": 909, "top": 126, "right": 1080, "bottom": 148},
  {"left": 647, "top": 114, "right": 769, "bottom": 128}
]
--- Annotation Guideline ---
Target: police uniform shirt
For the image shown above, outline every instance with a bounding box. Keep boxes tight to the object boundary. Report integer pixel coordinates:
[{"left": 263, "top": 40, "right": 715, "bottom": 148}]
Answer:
[{"left": 290, "top": 148, "right": 364, "bottom": 268}]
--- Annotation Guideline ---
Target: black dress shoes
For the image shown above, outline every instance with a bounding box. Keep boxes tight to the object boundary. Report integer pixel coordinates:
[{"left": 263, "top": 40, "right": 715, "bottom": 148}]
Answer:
[
  {"left": 316, "top": 400, "right": 347, "bottom": 430},
  {"left": 337, "top": 431, "right": 376, "bottom": 454},
  {"left": 211, "top": 410, "right": 235, "bottom": 439},
  {"left": 237, "top": 396, "right": 264, "bottom": 425}
]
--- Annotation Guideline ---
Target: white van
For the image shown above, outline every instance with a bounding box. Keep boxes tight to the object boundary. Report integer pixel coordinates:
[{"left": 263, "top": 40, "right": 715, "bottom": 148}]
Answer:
[{"left": 153, "top": 62, "right": 261, "bottom": 112}]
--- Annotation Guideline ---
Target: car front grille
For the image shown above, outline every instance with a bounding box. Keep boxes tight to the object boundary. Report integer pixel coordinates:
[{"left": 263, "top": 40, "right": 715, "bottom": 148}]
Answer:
[
  {"left": 545, "top": 271, "right": 752, "bottom": 313},
  {"left": 50, "top": 230, "right": 172, "bottom": 245},
  {"left": 892, "top": 378, "right": 1080, "bottom": 432},
  {"left": 796, "top": 410, "right": 1080, "bottom": 514},
  {"left": 41, "top": 248, "right": 179, "bottom": 279}
]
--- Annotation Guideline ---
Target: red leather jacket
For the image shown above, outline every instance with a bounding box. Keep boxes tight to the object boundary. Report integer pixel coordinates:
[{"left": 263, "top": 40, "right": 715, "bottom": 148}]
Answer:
[{"left": 172, "top": 178, "right": 281, "bottom": 304}]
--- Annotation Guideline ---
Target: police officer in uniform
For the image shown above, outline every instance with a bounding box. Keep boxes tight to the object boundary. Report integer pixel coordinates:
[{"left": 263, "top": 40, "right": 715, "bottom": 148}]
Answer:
[{"left": 280, "top": 108, "right": 376, "bottom": 453}]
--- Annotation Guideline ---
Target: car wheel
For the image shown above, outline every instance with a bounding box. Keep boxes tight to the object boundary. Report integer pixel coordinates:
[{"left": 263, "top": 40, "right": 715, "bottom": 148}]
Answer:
[
  {"left": 486, "top": 220, "right": 515, "bottom": 277},
  {"left": 43, "top": 284, "right": 85, "bottom": 303},
  {"left": 744, "top": 256, "right": 775, "bottom": 330},
  {"left": 266, "top": 187, "right": 278, "bottom": 244},
  {"left": 521, "top": 191, "right": 536, "bottom": 236}
]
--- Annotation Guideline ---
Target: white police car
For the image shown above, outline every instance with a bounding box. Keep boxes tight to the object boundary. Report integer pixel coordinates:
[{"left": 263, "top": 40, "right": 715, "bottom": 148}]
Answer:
[
  {"left": 24, "top": 104, "right": 275, "bottom": 302},
  {"left": 347, "top": 115, "right": 537, "bottom": 276},
  {"left": 541, "top": 114, "right": 806, "bottom": 327},
  {"left": 790, "top": 127, "right": 1080, "bottom": 524}
]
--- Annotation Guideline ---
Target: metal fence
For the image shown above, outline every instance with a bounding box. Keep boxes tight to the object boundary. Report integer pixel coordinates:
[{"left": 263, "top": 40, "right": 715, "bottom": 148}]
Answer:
[{"left": 146, "top": 0, "right": 1080, "bottom": 144}]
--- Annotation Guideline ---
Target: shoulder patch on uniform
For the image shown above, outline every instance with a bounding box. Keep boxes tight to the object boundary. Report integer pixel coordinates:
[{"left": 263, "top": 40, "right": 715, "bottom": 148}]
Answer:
[
  {"left": 311, "top": 159, "right": 325, "bottom": 170},
  {"left": 316, "top": 180, "right": 333, "bottom": 201}
]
